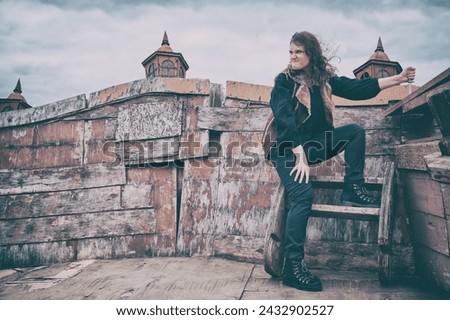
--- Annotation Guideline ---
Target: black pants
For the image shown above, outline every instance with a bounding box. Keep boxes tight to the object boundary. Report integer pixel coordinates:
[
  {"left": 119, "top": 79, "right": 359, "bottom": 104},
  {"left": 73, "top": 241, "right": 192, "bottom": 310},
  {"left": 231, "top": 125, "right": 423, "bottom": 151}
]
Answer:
[{"left": 270, "top": 124, "right": 366, "bottom": 260}]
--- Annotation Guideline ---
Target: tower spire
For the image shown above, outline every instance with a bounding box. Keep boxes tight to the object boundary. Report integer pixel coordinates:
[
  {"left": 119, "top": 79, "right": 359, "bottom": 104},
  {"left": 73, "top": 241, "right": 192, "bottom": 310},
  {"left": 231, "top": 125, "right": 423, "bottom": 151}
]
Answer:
[
  {"left": 376, "top": 37, "right": 384, "bottom": 52},
  {"left": 161, "top": 31, "right": 169, "bottom": 46},
  {"left": 14, "top": 79, "right": 22, "bottom": 94}
]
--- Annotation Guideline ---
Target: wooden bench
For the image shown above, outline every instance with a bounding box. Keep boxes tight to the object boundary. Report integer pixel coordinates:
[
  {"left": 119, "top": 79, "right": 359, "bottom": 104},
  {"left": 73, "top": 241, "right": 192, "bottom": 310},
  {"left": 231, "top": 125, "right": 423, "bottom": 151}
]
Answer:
[{"left": 264, "top": 162, "right": 396, "bottom": 285}]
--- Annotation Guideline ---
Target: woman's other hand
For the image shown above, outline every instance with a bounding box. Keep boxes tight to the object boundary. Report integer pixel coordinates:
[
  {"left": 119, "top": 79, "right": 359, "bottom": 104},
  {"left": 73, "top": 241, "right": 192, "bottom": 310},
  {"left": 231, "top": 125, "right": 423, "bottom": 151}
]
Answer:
[{"left": 290, "top": 145, "right": 310, "bottom": 183}]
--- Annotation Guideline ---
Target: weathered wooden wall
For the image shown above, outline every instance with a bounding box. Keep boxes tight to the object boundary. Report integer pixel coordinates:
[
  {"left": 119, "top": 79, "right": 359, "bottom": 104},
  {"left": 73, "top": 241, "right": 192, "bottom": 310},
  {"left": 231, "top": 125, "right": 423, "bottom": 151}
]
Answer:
[
  {"left": 388, "top": 68, "right": 450, "bottom": 292},
  {"left": 0, "top": 77, "right": 211, "bottom": 268},
  {"left": 179, "top": 81, "right": 415, "bottom": 275},
  {"left": 1, "top": 76, "right": 416, "bottom": 277}
]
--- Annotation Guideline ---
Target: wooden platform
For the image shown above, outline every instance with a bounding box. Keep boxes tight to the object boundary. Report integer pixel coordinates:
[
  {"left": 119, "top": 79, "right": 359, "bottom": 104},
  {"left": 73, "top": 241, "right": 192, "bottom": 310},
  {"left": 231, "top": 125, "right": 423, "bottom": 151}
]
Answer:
[{"left": 0, "top": 257, "right": 447, "bottom": 300}]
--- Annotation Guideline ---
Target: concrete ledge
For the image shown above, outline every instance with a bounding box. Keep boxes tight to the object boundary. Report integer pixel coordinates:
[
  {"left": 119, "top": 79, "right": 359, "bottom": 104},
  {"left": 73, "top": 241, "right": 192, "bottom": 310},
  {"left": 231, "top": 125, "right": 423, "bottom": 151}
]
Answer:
[
  {"left": 394, "top": 141, "right": 440, "bottom": 171},
  {"left": 225, "top": 81, "right": 271, "bottom": 104},
  {"left": 89, "top": 78, "right": 211, "bottom": 108},
  {"left": 425, "top": 152, "right": 450, "bottom": 184},
  {"left": 0, "top": 95, "right": 87, "bottom": 128}
]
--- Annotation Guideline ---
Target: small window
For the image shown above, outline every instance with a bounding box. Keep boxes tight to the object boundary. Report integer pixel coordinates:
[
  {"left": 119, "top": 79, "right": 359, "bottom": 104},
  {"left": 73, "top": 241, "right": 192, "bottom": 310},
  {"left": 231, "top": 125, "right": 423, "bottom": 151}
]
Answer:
[
  {"left": 361, "top": 72, "right": 370, "bottom": 79},
  {"left": 376, "top": 70, "right": 390, "bottom": 78},
  {"left": 148, "top": 63, "right": 156, "bottom": 78},
  {"left": 161, "top": 60, "right": 176, "bottom": 77},
  {"left": 179, "top": 67, "right": 184, "bottom": 78}
]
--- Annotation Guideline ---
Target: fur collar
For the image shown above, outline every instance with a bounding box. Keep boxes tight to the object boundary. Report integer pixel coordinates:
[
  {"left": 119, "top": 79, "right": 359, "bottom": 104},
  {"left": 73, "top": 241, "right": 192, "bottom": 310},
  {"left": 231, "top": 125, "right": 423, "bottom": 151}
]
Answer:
[{"left": 284, "top": 68, "right": 335, "bottom": 126}]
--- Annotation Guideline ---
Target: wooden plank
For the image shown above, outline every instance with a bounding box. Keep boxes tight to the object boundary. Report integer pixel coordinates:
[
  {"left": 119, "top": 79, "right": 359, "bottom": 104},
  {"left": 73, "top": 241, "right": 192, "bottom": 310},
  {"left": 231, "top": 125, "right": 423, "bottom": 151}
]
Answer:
[
  {"left": 306, "top": 216, "right": 379, "bottom": 243},
  {"left": 403, "top": 79, "right": 450, "bottom": 113},
  {"left": 178, "top": 130, "right": 209, "bottom": 159},
  {"left": 225, "top": 81, "right": 271, "bottom": 104},
  {"left": 400, "top": 112, "right": 442, "bottom": 144},
  {"left": 365, "top": 128, "right": 401, "bottom": 156},
  {"left": 178, "top": 104, "right": 209, "bottom": 159},
  {"left": 427, "top": 87, "right": 450, "bottom": 137},
  {"left": 117, "top": 137, "right": 180, "bottom": 165},
  {"left": 310, "top": 204, "right": 379, "bottom": 221},
  {"left": 425, "top": 151, "right": 450, "bottom": 184},
  {"left": 442, "top": 184, "right": 450, "bottom": 255},
  {"left": 64, "top": 105, "right": 119, "bottom": 121},
  {"left": 394, "top": 141, "right": 440, "bottom": 171},
  {"left": 378, "top": 162, "right": 395, "bottom": 284},
  {"left": 403, "top": 170, "right": 445, "bottom": 217},
  {"left": 0, "top": 126, "right": 34, "bottom": 147},
  {"left": 213, "top": 153, "right": 283, "bottom": 265},
  {"left": 77, "top": 234, "right": 176, "bottom": 260},
  {"left": 89, "top": 78, "right": 210, "bottom": 108},
  {"left": 310, "top": 176, "right": 383, "bottom": 189},
  {"left": 176, "top": 159, "right": 220, "bottom": 256},
  {"left": 219, "top": 131, "right": 265, "bottom": 161},
  {"left": 36, "top": 120, "right": 84, "bottom": 144},
  {"left": 263, "top": 183, "right": 286, "bottom": 278},
  {"left": 0, "top": 241, "right": 77, "bottom": 269},
  {"left": 305, "top": 240, "right": 378, "bottom": 271},
  {"left": 1, "top": 257, "right": 252, "bottom": 300},
  {"left": 214, "top": 178, "right": 279, "bottom": 238},
  {"left": 0, "top": 94, "right": 87, "bottom": 128},
  {"left": 409, "top": 210, "right": 449, "bottom": 255},
  {"left": 414, "top": 245, "right": 450, "bottom": 292},
  {"left": 0, "top": 163, "right": 126, "bottom": 196},
  {"left": 213, "top": 235, "right": 265, "bottom": 263},
  {"left": 116, "top": 100, "right": 182, "bottom": 141},
  {"left": 197, "top": 106, "right": 271, "bottom": 132},
  {"left": 126, "top": 167, "right": 177, "bottom": 242},
  {"left": 0, "top": 186, "right": 122, "bottom": 219},
  {"left": 0, "top": 208, "right": 156, "bottom": 245},
  {"left": 384, "top": 67, "right": 450, "bottom": 116},
  {"left": 378, "top": 162, "right": 395, "bottom": 249}
]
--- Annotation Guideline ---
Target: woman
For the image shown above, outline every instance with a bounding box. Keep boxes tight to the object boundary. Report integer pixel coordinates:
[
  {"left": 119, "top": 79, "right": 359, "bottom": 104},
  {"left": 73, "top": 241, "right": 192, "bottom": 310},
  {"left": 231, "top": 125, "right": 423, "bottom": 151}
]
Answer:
[{"left": 263, "top": 31, "right": 415, "bottom": 292}]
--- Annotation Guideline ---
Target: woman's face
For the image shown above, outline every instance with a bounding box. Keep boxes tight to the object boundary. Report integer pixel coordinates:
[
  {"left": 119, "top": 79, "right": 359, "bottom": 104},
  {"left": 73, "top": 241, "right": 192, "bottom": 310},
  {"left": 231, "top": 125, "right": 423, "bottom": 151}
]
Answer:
[{"left": 289, "top": 42, "right": 310, "bottom": 71}]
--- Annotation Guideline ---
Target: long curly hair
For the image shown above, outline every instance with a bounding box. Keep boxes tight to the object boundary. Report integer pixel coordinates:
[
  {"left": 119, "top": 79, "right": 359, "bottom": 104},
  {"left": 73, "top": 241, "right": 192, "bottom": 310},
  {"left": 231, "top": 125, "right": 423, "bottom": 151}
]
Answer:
[{"left": 290, "top": 31, "right": 336, "bottom": 86}]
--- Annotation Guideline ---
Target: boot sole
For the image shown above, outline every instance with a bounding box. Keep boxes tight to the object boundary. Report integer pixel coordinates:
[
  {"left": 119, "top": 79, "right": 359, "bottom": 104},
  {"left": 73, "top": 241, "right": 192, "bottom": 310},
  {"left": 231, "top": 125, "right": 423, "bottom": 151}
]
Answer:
[
  {"left": 282, "top": 280, "right": 323, "bottom": 292},
  {"left": 341, "top": 200, "right": 379, "bottom": 208}
]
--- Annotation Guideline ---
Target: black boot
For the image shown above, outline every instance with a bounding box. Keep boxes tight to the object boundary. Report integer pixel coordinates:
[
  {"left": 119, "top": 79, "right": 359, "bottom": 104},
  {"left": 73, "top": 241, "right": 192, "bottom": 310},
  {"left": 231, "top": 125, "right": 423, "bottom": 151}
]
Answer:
[
  {"left": 282, "top": 259, "right": 322, "bottom": 292},
  {"left": 341, "top": 183, "right": 380, "bottom": 208}
]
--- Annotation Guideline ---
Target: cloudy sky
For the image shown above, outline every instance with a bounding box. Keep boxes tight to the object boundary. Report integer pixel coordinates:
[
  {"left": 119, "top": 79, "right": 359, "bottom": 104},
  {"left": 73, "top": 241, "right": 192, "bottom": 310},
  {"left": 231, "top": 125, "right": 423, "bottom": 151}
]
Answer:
[{"left": 1, "top": 0, "right": 449, "bottom": 107}]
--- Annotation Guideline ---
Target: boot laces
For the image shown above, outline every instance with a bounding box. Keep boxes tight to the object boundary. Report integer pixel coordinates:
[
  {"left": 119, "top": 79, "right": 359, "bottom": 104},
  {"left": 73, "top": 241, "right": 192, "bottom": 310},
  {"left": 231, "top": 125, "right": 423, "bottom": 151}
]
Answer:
[
  {"left": 292, "top": 260, "right": 314, "bottom": 283},
  {"left": 353, "top": 184, "right": 376, "bottom": 203}
]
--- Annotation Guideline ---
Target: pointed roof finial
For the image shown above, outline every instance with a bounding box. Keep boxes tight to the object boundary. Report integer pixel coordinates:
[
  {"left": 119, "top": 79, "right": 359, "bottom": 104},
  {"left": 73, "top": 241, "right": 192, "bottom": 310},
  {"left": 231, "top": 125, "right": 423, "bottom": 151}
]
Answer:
[
  {"left": 14, "top": 78, "right": 22, "bottom": 94},
  {"left": 162, "top": 31, "right": 169, "bottom": 46},
  {"left": 376, "top": 37, "right": 384, "bottom": 52}
]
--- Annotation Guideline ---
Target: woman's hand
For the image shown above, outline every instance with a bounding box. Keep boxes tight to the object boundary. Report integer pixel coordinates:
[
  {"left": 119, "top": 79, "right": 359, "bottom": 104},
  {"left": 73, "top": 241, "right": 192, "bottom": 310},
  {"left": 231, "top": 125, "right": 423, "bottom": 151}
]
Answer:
[
  {"left": 290, "top": 145, "right": 310, "bottom": 183},
  {"left": 399, "top": 66, "right": 416, "bottom": 84},
  {"left": 378, "top": 66, "right": 416, "bottom": 90}
]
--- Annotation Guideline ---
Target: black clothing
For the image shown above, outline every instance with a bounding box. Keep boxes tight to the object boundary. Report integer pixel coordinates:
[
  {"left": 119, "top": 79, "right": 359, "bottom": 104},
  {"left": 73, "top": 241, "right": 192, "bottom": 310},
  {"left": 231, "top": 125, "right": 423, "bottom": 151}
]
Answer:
[
  {"left": 270, "top": 74, "right": 380, "bottom": 149},
  {"left": 268, "top": 73, "right": 381, "bottom": 262}
]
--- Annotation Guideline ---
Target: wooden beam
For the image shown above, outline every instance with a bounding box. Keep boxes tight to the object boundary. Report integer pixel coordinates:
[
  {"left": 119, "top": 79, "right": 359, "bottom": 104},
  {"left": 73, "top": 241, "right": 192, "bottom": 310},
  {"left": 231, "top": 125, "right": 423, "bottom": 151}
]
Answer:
[
  {"left": 384, "top": 67, "right": 450, "bottom": 116},
  {"left": 0, "top": 209, "right": 156, "bottom": 245},
  {"left": 311, "top": 204, "right": 380, "bottom": 221},
  {"left": 263, "top": 183, "right": 286, "bottom": 278},
  {"left": 0, "top": 164, "right": 126, "bottom": 196},
  {"left": 197, "top": 106, "right": 271, "bottom": 132},
  {"left": 427, "top": 86, "right": 450, "bottom": 155},
  {"left": 0, "top": 186, "right": 122, "bottom": 219},
  {"left": 0, "top": 95, "right": 87, "bottom": 128}
]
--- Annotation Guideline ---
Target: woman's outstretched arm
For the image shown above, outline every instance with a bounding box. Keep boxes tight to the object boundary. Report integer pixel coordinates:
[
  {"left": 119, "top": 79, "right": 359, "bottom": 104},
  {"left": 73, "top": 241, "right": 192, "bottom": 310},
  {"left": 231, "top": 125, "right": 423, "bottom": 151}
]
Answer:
[{"left": 378, "top": 66, "right": 416, "bottom": 90}]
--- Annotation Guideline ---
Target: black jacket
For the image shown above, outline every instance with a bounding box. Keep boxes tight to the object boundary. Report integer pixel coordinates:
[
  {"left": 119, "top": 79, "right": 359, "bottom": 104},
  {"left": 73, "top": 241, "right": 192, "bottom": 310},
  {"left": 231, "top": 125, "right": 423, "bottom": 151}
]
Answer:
[{"left": 269, "top": 73, "right": 381, "bottom": 149}]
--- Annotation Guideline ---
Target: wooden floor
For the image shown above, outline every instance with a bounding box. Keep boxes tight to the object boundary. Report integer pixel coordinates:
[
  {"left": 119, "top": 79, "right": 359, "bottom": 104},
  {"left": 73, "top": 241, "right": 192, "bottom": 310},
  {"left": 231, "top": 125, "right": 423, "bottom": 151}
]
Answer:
[{"left": 0, "top": 257, "right": 448, "bottom": 300}]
